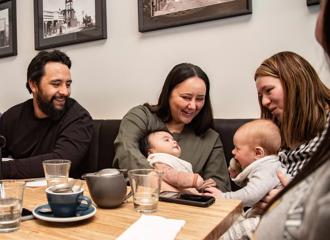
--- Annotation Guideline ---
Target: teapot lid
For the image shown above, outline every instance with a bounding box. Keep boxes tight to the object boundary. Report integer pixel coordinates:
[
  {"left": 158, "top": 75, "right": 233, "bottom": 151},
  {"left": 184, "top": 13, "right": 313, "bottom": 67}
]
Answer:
[{"left": 96, "top": 168, "right": 121, "bottom": 176}]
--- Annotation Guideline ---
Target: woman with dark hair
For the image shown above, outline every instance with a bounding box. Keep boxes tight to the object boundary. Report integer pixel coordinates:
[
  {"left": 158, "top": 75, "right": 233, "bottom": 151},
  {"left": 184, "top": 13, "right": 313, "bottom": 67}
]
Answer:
[
  {"left": 252, "top": 0, "right": 330, "bottom": 239},
  {"left": 113, "top": 63, "right": 231, "bottom": 191}
]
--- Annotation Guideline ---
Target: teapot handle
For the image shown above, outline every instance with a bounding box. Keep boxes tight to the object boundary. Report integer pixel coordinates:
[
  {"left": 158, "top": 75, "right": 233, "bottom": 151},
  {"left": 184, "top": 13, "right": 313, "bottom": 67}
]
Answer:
[
  {"left": 119, "top": 169, "right": 132, "bottom": 200},
  {"left": 118, "top": 169, "right": 129, "bottom": 185}
]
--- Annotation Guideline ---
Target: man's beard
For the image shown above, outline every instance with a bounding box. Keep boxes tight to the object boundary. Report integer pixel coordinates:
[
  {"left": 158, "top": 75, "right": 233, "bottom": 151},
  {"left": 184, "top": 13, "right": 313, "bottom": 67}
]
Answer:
[{"left": 36, "top": 92, "right": 68, "bottom": 121}]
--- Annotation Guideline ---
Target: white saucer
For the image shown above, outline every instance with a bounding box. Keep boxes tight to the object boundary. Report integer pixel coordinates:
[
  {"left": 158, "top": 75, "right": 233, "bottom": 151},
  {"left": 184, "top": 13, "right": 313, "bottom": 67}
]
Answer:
[{"left": 32, "top": 204, "right": 96, "bottom": 223}]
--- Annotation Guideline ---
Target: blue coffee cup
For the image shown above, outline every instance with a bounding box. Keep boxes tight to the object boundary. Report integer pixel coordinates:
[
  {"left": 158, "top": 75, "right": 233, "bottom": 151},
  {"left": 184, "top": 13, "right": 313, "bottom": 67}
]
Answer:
[{"left": 46, "top": 187, "right": 92, "bottom": 217}]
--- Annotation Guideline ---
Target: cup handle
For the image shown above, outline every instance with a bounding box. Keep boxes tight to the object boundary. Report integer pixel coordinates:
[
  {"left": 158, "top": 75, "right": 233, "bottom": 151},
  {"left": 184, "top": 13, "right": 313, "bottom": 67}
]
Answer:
[{"left": 77, "top": 195, "right": 92, "bottom": 211}]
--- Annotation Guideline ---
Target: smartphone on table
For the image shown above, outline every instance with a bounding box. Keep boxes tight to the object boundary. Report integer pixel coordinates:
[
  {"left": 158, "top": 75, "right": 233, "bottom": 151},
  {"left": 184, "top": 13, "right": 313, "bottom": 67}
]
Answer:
[
  {"left": 21, "top": 208, "right": 34, "bottom": 221},
  {"left": 159, "top": 191, "right": 215, "bottom": 207}
]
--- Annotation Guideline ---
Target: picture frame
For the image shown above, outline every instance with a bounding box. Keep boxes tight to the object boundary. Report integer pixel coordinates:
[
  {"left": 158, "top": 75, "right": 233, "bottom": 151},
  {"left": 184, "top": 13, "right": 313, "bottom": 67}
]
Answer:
[
  {"left": 34, "top": 0, "right": 107, "bottom": 50},
  {"left": 307, "top": 0, "right": 320, "bottom": 6},
  {"left": 138, "top": 0, "right": 252, "bottom": 32},
  {"left": 0, "top": 0, "right": 17, "bottom": 58}
]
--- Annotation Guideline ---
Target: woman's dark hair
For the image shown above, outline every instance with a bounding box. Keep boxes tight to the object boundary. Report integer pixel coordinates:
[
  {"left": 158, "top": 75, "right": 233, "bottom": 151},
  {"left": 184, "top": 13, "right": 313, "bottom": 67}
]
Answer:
[
  {"left": 26, "top": 50, "right": 71, "bottom": 93},
  {"left": 145, "top": 63, "right": 214, "bottom": 135}
]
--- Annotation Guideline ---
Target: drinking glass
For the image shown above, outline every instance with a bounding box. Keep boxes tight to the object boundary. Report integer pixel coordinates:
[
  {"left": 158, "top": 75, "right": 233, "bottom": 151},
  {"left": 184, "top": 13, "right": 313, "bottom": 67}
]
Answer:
[
  {"left": 128, "top": 169, "right": 162, "bottom": 213},
  {"left": 42, "top": 159, "right": 71, "bottom": 187},
  {"left": 0, "top": 180, "right": 25, "bottom": 233}
]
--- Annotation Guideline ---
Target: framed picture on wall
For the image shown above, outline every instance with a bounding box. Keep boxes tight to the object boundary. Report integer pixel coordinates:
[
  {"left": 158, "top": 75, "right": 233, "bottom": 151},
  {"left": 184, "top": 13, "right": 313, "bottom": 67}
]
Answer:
[
  {"left": 34, "top": 0, "right": 107, "bottom": 50},
  {"left": 138, "top": 0, "right": 252, "bottom": 32},
  {"left": 307, "top": 0, "right": 320, "bottom": 6},
  {"left": 0, "top": 0, "right": 17, "bottom": 58}
]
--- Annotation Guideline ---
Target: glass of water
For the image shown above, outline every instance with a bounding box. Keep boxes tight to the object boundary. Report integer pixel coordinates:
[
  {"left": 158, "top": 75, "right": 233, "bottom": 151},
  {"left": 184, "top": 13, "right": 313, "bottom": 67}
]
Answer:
[
  {"left": 42, "top": 159, "right": 71, "bottom": 187},
  {"left": 0, "top": 180, "right": 25, "bottom": 233},
  {"left": 128, "top": 169, "right": 162, "bottom": 213}
]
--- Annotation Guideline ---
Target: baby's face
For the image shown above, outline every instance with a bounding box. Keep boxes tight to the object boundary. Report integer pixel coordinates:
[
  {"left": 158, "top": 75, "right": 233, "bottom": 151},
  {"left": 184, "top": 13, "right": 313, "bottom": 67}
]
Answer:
[
  {"left": 232, "top": 130, "right": 256, "bottom": 169},
  {"left": 148, "top": 131, "right": 181, "bottom": 157}
]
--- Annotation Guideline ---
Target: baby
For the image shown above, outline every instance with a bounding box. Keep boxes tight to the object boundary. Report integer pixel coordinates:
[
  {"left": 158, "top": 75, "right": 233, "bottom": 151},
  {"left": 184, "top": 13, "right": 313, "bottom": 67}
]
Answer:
[
  {"left": 204, "top": 119, "right": 287, "bottom": 240},
  {"left": 139, "top": 130, "right": 216, "bottom": 193},
  {"left": 205, "top": 119, "right": 286, "bottom": 207}
]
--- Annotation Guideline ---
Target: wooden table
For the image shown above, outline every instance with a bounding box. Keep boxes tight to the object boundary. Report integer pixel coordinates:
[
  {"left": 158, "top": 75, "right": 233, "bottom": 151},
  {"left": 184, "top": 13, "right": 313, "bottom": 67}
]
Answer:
[{"left": 1, "top": 183, "right": 242, "bottom": 240}]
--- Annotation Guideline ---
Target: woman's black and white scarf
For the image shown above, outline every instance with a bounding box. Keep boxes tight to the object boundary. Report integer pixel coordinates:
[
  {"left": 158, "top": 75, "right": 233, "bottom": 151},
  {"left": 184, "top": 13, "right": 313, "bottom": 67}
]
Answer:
[{"left": 279, "top": 112, "right": 330, "bottom": 177}]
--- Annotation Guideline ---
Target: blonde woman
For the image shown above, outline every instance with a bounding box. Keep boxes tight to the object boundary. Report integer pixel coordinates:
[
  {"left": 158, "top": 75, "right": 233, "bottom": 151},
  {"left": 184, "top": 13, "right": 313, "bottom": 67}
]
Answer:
[
  {"left": 252, "top": 1, "right": 330, "bottom": 239},
  {"left": 255, "top": 51, "right": 330, "bottom": 177}
]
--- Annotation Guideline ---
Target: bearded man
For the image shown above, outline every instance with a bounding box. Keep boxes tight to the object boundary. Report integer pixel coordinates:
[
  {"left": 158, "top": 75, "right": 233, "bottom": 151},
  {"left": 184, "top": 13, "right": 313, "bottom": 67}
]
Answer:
[{"left": 0, "top": 50, "right": 93, "bottom": 178}]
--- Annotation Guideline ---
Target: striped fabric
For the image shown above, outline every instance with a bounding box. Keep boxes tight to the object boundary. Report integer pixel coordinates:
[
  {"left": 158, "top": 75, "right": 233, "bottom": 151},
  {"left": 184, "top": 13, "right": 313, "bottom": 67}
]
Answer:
[{"left": 279, "top": 112, "right": 330, "bottom": 177}]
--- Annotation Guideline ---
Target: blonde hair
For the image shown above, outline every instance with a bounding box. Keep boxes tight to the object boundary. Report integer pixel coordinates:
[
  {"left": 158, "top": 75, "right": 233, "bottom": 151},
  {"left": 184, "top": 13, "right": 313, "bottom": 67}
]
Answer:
[
  {"left": 254, "top": 51, "right": 330, "bottom": 148},
  {"left": 238, "top": 119, "right": 281, "bottom": 155}
]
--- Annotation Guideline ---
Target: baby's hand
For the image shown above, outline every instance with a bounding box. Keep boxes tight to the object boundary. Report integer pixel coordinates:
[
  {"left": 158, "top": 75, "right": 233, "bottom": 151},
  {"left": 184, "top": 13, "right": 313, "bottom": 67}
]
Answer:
[
  {"left": 202, "top": 187, "right": 223, "bottom": 198},
  {"left": 198, "top": 178, "right": 216, "bottom": 192},
  {"left": 228, "top": 167, "right": 239, "bottom": 178},
  {"left": 228, "top": 158, "right": 242, "bottom": 178},
  {"left": 195, "top": 174, "right": 204, "bottom": 188}
]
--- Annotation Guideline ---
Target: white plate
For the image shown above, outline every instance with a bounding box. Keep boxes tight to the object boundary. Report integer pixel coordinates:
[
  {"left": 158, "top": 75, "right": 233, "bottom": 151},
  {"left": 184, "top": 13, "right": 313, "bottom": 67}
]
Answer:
[{"left": 32, "top": 204, "right": 96, "bottom": 223}]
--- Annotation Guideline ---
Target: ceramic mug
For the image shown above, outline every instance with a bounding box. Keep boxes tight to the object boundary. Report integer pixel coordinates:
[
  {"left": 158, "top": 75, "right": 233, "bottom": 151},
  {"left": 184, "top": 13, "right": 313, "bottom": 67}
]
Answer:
[{"left": 46, "top": 187, "right": 91, "bottom": 217}]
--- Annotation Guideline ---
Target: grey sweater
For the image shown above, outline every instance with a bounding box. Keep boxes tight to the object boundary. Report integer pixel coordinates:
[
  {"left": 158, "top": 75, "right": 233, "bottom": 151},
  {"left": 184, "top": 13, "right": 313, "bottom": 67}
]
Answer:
[
  {"left": 224, "top": 155, "right": 285, "bottom": 207},
  {"left": 254, "top": 160, "right": 330, "bottom": 240},
  {"left": 113, "top": 105, "right": 231, "bottom": 191}
]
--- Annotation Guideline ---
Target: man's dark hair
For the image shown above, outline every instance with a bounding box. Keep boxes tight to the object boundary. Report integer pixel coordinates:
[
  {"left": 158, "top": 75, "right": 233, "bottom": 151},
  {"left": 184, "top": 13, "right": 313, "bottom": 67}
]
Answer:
[
  {"left": 26, "top": 50, "right": 71, "bottom": 93},
  {"left": 144, "top": 63, "right": 214, "bottom": 136}
]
